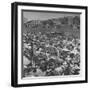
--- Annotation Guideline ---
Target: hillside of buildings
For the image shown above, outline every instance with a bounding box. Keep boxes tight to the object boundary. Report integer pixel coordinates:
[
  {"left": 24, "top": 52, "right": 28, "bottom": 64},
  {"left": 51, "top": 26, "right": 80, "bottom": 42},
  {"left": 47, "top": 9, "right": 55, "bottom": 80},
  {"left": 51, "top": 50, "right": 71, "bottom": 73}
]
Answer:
[
  {"left": 22, "top": 16, "right": 80, "bottom": 77},
  {"left": 23, "top": 16, "right": 80, "bottom": 38}
]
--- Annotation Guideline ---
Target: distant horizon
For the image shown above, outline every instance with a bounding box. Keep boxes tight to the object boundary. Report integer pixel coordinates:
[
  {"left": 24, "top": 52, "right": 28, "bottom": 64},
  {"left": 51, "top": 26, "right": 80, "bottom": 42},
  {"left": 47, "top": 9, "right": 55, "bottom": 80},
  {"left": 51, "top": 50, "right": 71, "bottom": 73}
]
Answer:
[{"left": 23, "top": 11, "right": 80, "bottom": 23}]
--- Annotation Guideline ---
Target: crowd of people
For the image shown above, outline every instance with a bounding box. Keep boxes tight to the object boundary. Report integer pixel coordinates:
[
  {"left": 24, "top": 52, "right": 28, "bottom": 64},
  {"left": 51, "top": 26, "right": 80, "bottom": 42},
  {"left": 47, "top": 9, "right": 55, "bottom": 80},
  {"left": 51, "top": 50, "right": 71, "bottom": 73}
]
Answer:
[{"left": 23, "top": 32, "right": 80, "bottom": 77}]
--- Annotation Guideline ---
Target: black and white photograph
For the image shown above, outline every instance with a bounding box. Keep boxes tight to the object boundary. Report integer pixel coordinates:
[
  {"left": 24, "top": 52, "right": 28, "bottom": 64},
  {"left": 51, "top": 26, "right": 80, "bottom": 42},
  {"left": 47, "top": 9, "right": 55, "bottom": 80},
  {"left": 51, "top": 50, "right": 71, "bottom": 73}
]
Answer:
[
  {"left": 22, "top": 11, "right": 80, "bottom": 78},
  {"left": 11, "top": 2, "right": 88, "bottom": 87}
]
